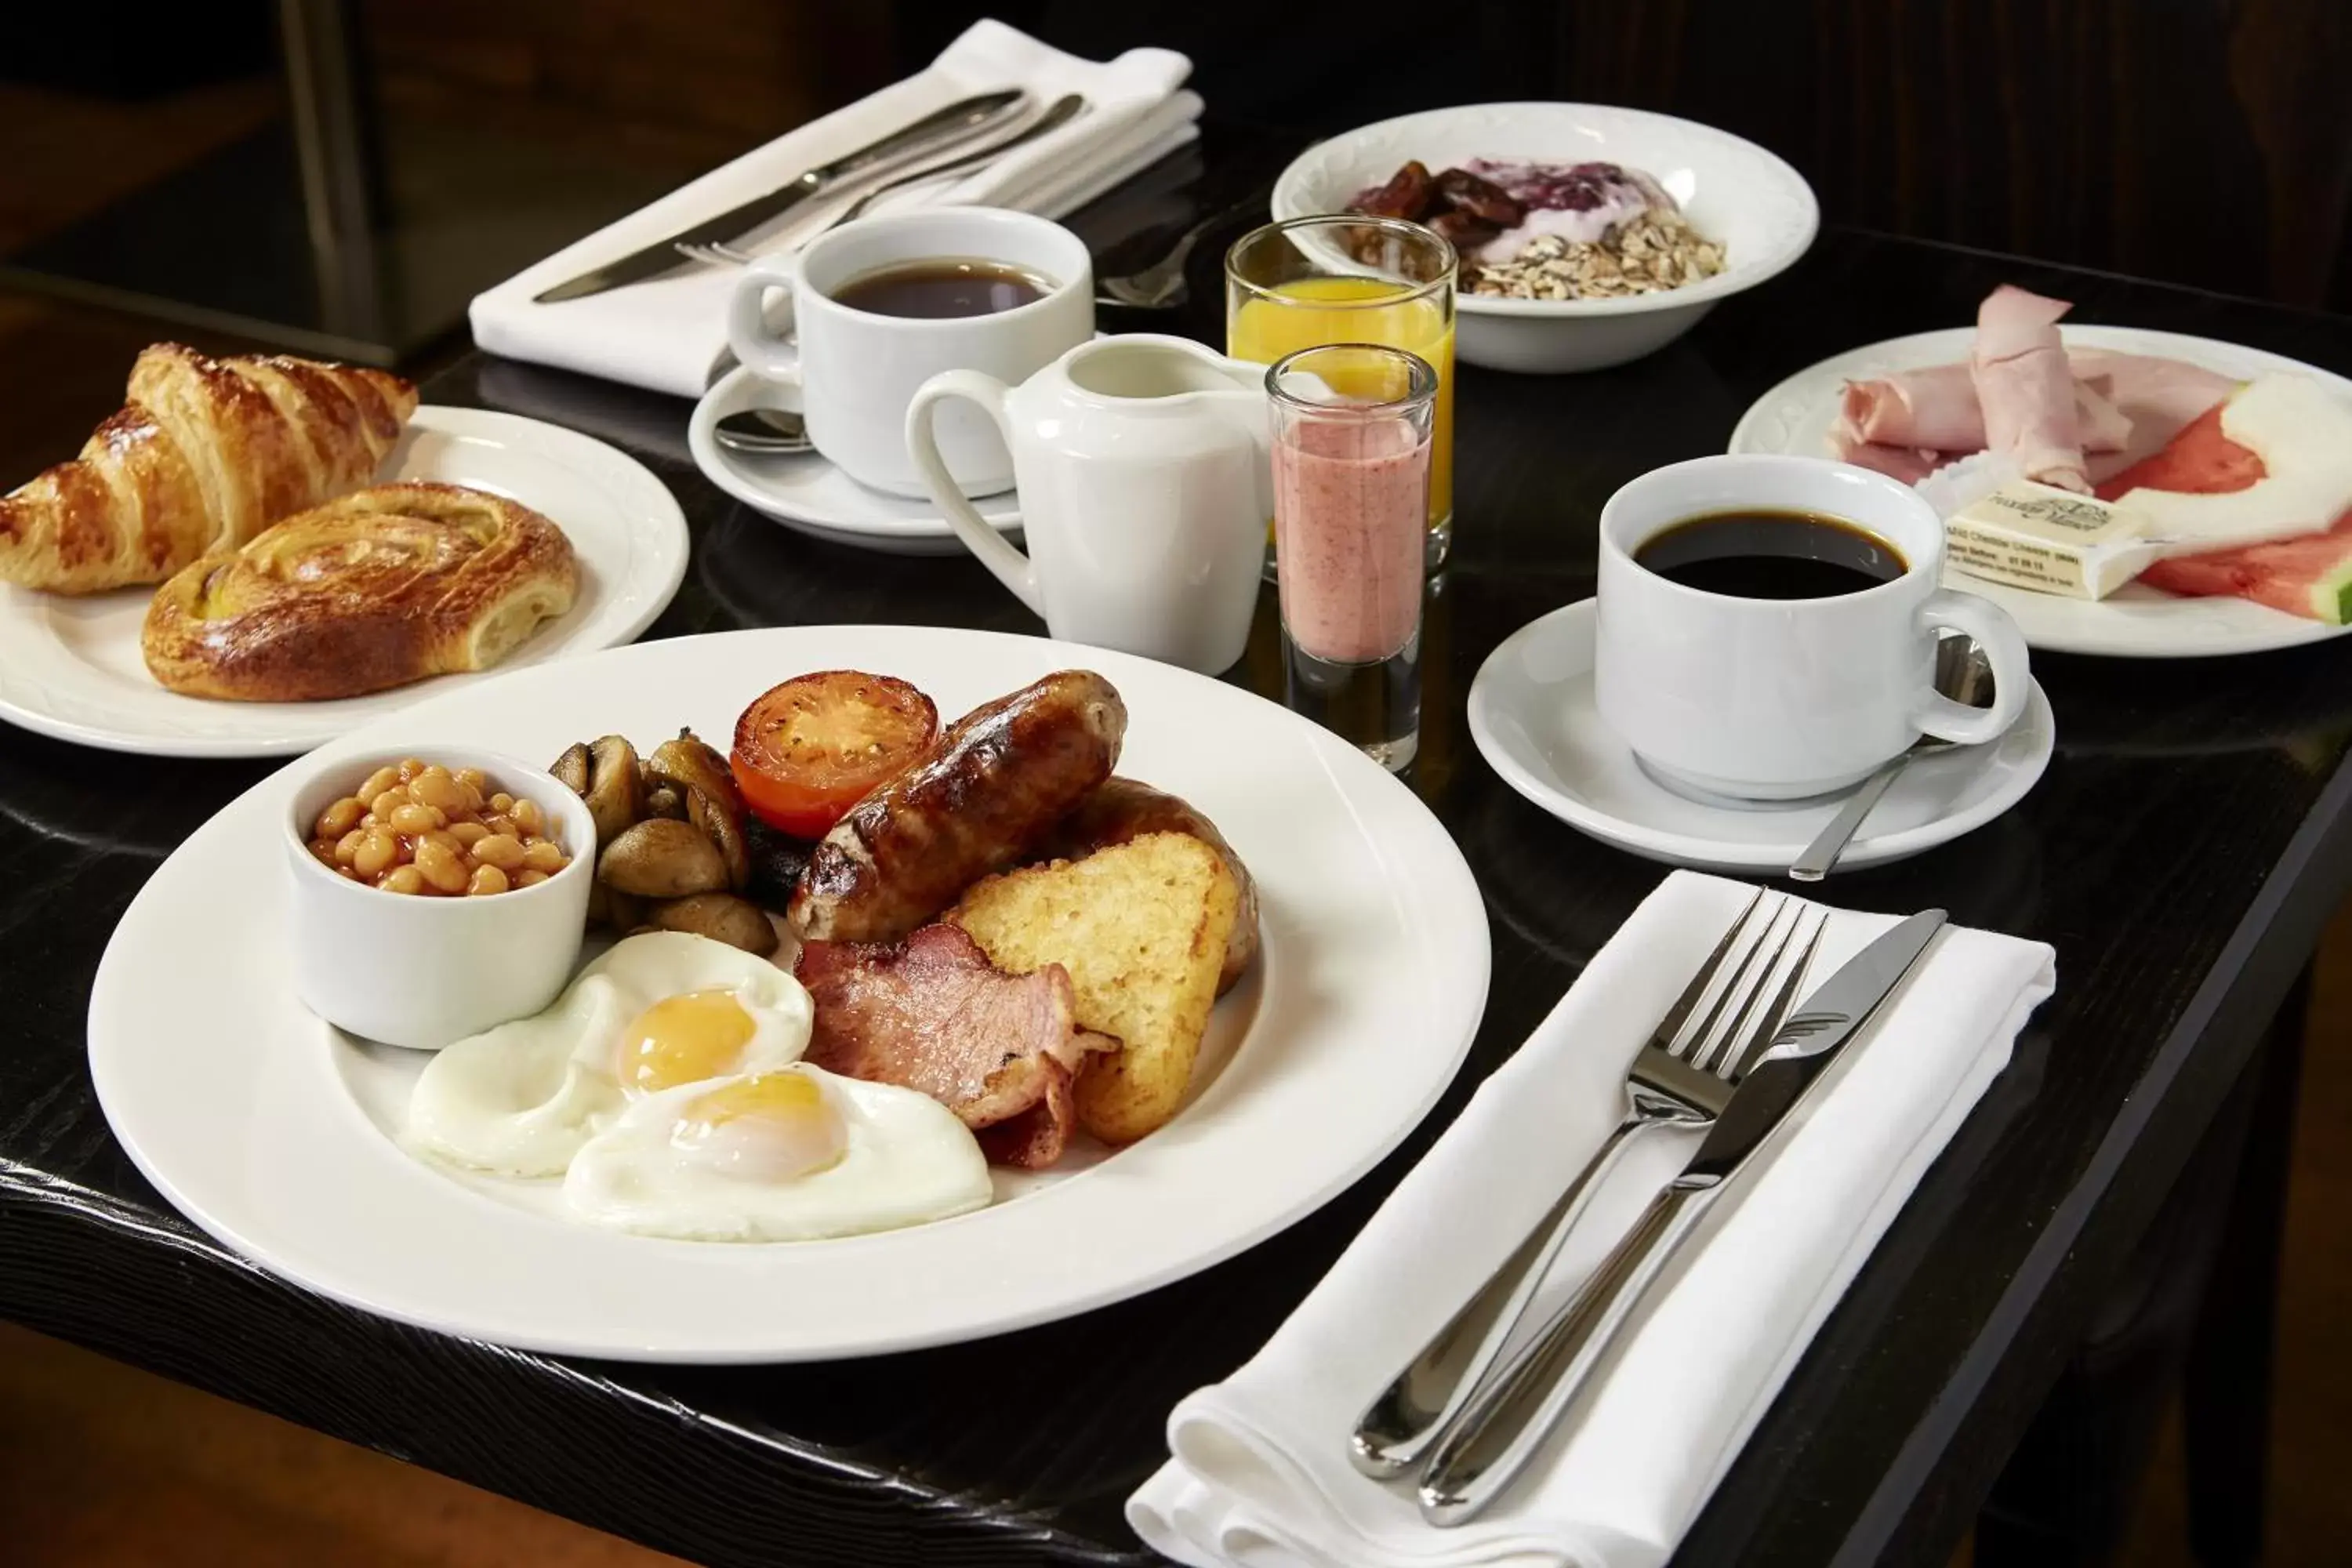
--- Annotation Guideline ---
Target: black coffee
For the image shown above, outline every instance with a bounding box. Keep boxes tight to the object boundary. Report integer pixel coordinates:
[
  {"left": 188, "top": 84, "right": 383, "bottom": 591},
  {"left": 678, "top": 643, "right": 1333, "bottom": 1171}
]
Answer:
[
  {"left": 1633, "top": 509, "right": 1905, "bottom": 600},
  {"left": 829, "top": 257, "right": 1051, "bottom": 319}
]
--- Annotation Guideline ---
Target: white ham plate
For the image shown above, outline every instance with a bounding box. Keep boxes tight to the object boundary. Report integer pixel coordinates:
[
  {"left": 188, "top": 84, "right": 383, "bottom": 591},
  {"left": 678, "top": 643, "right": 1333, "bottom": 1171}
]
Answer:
[{"left": 1730, "top": 325, "right": 2352, "bottom": 659}]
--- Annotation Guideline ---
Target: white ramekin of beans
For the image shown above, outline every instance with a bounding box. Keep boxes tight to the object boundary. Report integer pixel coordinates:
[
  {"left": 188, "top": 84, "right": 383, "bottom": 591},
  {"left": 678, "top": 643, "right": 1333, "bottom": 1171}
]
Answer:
[{"left": 283, "top": 746, "right": 594, "bottom": 1049}]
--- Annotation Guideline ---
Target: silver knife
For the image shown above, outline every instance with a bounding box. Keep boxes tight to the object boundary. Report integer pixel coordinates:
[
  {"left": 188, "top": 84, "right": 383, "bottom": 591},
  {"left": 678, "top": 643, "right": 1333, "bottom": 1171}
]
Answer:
[
  {"left": 533, "top": 88, "right": 1026, "bottom": 303},
  {"left": 1415, "top": 908, "right": 1949, "bottom": 1527}
]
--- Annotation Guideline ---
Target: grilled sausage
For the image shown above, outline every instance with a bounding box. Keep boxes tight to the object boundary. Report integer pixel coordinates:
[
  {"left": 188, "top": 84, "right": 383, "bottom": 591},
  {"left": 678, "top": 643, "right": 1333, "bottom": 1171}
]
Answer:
[
  {"left": 1042, "top": 777, "right": 1260, "bottom": 995},
  {"left": 788, "top": 671, "right": 1126, "bottom": 942}
]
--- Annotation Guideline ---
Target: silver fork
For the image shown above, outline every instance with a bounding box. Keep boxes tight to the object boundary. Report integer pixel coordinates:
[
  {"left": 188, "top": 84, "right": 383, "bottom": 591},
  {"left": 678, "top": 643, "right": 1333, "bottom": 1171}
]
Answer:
[
  {"left": 1095, "top": 193, "right": 1267, "bottom": 310},
  {"left": 676, "top": 94, "right": 1088, "bottom": 269},
  {"left": 1349, "top": 891, "right": 1824, "bottom": 1478}
]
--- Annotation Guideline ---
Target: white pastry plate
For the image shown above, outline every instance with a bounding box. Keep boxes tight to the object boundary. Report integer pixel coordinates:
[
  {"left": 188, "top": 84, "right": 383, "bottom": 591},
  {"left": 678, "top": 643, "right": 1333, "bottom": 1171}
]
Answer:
[
  {"left": 0, "top": 406, "right": 688, "bottom": 757},
  {"left": 690, "top": 365, "right": 1022, "bottom": 556},
  {"left": 1468, "top": 601, "right": 2054, "bottom": 873},
  {"left": 1729, "top": 325, "right": 2352, "bottom": 659},
  {"left": 88, "top": 624, "right": 1490, "bottom": 1363}
]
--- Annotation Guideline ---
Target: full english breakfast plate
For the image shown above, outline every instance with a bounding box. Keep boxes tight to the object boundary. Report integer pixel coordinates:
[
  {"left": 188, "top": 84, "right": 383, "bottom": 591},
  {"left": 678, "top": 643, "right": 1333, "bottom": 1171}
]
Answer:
[{"left": 88, "top": 623, "right": 1489, "bottom": 1362}]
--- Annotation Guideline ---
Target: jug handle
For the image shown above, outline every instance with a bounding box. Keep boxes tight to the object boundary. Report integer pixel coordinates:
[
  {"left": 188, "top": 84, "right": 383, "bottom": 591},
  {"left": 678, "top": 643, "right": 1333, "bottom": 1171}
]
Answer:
[{"left": 906, "top": 371, "right": 1043, "bottom": 615}]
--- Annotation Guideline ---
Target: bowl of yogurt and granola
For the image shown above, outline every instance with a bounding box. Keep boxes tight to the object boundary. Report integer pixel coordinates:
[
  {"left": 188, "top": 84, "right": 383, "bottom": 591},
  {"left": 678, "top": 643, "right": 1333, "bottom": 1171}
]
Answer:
[{"left": 1271, "top": 103, "right": 1817, "bottom": 373}]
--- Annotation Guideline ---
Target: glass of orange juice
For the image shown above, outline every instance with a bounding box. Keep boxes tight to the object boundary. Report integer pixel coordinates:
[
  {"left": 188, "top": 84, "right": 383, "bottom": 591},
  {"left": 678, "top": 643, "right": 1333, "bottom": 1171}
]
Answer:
[{"left": 1226, "top": 216, "right": 1457, "bottom": 571}]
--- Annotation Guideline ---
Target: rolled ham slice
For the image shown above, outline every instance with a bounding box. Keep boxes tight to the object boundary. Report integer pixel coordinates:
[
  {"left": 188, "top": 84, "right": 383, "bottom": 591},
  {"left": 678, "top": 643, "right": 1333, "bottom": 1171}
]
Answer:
[
  {"left": 2073, "top": 351, "right": 2244, "bottom": 482},
  {"left": 2070, "top": 350, "right": 2240, "bottom": 434},
  {"left": 1971, "top": 284, "right": 2090, "bottom": 491},
  {"left": 1839, "top": 364, "right": 1980, "bottom": 450},
  {"left": 1840, "top": 366, "right": 2130, "bottom": 453},
  {"left": 1826, "top": 430, "right": 1950, "bottom": 485},
  {"left": 1818, "top": 289, "right": 2241, "bottom": 492}
]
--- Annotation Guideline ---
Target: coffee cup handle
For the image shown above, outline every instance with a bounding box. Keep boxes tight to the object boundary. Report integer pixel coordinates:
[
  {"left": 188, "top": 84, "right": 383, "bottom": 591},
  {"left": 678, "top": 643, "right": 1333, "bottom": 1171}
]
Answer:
[
  {"left": 724, "top": 257, "right": 802, "bottom": 385},
  {"left": 1912, "top": 588, "right": 2031, "bottom": 746},
  {"left": 906, "top": 371, "right": 1041, "bottom": 615}
]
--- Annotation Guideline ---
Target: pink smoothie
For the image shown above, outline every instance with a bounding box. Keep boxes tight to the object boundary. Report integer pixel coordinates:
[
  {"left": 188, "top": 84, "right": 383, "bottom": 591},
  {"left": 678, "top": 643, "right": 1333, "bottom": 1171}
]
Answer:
[{"left": 1273, "top": 417, "right": 1429, "bottom": 663}]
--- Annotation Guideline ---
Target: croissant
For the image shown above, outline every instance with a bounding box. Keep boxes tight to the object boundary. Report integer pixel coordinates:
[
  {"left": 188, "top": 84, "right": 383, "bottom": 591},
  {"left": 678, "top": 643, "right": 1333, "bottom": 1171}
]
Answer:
[
  {"left": 142, "top": 482, "right": 579, "bottom": 702},
  {"left": 0, "top": 343, "right": 417, "bottom": 594}
]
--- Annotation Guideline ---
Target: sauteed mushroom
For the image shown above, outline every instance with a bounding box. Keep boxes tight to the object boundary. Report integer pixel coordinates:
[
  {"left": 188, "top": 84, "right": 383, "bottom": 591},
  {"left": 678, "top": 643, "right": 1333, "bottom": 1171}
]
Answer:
[
  {"left": 597, "top": 817, "right": 728, "bottom": 898},
  {"left": 646, "top": 891, "right": 778, "bottom": 956},
  {"left": 648, "top": 731, "right": 751, "bottom": 890},
  {"left": 583, "top": 736, "right": 642, "bottom": 845},
  {"left": 550, "top": 742, "right": 591, "bottom": 798},
  {"left": 646, "top": 731, "right": 739, "bottom": 808}
]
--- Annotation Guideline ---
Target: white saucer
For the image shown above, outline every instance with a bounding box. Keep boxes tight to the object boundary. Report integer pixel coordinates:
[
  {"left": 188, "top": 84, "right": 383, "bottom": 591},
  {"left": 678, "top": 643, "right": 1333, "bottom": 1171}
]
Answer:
[
  {"left": 688, "top": 365, "right": 1022, "bottom": 556},
  {"left": 1467, "top": 600, "right": 2056, "bottom": 873}
]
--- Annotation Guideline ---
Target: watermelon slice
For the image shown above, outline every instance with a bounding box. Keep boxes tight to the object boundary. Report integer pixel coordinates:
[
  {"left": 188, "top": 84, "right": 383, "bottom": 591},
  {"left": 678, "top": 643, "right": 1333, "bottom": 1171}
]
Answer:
[
  {"left": 2141, "top": 506, "right": 2352, "bottom": 622},
  {"left": 2103, "top": 390, "right": 2352, "bottom": 622},
  {"left": 2093, "top": 402, "right": 2265, "bottom": 501}
]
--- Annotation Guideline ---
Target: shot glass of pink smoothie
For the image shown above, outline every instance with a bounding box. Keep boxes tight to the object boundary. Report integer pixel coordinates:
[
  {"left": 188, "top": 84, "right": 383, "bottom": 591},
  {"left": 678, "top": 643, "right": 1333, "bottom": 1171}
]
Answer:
[{"left": 1267, "top": 344, "right": 1437, "bottom": 771}]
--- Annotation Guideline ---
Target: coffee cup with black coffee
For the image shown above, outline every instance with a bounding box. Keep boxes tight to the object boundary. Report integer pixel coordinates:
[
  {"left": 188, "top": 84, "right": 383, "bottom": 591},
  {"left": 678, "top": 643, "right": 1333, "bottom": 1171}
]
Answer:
[
  {"left": 724, "top": 207, "right": 1093, "bottom": 498},
  {"left": 1594, "top": 454, "right": 2031, "bottom": 800}
]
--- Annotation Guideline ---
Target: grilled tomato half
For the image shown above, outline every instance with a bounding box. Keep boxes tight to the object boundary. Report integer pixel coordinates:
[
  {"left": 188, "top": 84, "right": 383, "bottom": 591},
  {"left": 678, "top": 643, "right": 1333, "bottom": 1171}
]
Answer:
[{"left": 730, "top": 671, "right": 938, "bottom": 838}]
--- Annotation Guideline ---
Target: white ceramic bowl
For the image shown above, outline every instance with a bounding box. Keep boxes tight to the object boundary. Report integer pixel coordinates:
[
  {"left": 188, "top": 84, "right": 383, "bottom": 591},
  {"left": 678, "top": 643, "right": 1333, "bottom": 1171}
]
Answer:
[
  {"left": 283, "top": 746, "right": 594, "bottom": 1049},
  {"left": 1271, "top": 103, "right": 1819, "bottom": 374}
]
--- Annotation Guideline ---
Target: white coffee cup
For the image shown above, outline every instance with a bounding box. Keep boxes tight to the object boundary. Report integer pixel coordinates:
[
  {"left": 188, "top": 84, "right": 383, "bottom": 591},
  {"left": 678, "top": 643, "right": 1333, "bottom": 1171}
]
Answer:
[
  {"left": 1595, "top": 454, "right": 2031, "bottom": 800},
  {"left": 724, "top": 207, "right": 1094, "bottom": 499}
]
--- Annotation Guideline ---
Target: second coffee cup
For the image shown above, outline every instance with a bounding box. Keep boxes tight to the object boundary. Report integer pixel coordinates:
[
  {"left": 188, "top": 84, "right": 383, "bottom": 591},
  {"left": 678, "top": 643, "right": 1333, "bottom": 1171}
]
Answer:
[
  {"left": 723, "top": 206, "right": 1094, "bottom": 499},
  {"left": 1595, "top": 454, "right": 2031, "bottom": 801}
]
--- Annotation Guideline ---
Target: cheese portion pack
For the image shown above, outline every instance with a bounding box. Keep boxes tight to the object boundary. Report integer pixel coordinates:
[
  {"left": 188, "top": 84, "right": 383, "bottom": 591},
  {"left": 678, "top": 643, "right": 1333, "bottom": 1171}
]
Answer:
[{"left": 1945, "top": 480, "right": 2159, "bottom": 600}]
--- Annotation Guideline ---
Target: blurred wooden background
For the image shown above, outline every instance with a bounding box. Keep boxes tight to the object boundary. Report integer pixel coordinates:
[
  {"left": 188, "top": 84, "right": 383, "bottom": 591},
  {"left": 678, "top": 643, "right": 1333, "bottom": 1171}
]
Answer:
[
  {"left": 2, "top": 0, "right": 2345, "bottom": 326},
  {"left": 935, "top": 0, "right": 2352, "bottom": 311}
]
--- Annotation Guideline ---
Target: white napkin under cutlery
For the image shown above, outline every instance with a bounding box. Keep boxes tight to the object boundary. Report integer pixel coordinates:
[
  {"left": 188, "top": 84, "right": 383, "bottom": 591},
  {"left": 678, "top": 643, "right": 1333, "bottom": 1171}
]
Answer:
[
  {"left": 1129, "top": 870, "right": 2056, "bottom": 1568},
  {"left": 469, "top": 19, "right": 1202, "bottom": 397}
]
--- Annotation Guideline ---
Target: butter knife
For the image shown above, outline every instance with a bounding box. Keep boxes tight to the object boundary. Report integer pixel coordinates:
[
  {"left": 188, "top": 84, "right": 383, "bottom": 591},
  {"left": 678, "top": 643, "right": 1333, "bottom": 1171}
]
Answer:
[
  {"left": 1415, "top": 908, "right": 1948, "bottom": 1527},
  {"left": 533, "top": 88, "right": 1026, "bottom": 303}
]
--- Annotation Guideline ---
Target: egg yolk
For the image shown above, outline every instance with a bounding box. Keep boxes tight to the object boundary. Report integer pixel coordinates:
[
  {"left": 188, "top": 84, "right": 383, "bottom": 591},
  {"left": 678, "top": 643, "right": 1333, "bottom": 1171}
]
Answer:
[
  {"left": 624, "top": 989, "right": 757, "bottom": 1092},
  {"left": 672, "top": 1071, "right": 845, "bottom": 1181}
]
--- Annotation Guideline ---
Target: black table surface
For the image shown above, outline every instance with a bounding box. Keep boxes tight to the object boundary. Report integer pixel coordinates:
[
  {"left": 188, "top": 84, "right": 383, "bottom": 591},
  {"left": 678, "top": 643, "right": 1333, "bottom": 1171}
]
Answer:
[{"left": 9, "top": 131, "right": 2352, "bottom": 1568}]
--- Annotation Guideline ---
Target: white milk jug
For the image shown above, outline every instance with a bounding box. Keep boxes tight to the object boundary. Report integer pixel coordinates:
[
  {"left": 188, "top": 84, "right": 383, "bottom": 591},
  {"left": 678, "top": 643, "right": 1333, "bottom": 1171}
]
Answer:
[{"left": 906, "top": 335, "right": 1271, "bottom": 675}]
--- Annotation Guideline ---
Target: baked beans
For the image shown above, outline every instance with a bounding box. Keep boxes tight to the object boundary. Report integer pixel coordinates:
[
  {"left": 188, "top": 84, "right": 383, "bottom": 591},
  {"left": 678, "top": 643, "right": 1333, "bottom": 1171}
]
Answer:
[{"left": 308, "top": 759, "right": 571, "bottom": 897}]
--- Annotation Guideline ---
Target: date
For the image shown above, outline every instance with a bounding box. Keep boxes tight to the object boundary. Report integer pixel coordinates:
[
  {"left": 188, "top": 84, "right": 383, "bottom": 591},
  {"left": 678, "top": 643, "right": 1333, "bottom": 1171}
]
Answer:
[
  {"left": 1349, "top": 159, "right": 1437, "bottom": 222},
  {"left": 1435, "top": 167, "right": 1526, "bottom": 227}
]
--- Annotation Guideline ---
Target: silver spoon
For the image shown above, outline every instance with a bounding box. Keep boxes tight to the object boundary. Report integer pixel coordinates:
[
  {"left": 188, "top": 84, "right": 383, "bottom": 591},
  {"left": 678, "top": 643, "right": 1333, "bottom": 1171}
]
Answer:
[
  {"left": 713, "top": 406, "right": 813, "bottom": 456},
  {"left": 1788, "top": 637, "right": 1993, "bottom": 881}
]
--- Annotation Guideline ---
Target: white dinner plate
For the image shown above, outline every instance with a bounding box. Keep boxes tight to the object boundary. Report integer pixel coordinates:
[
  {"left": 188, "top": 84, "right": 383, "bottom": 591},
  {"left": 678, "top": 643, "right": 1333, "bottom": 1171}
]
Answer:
[
  {"left": 1729, "top": 325, "right": 2352, "bottom": 658},
  {"left": 1468, "top": 601, "right": 2054, "bottom": 872},
  {"left": 690, "top": 365, "right": 1022, "bottom": 555},
  {"left": 89, "top": 624, "right": 1490, "bottom": 1362},
  {"left": 0, "top": 406, "right": 689, "bottom": 757}
]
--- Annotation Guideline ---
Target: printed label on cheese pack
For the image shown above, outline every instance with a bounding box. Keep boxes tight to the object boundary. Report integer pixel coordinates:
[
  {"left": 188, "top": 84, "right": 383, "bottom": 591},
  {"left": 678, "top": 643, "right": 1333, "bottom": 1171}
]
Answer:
[{"left": 1945, "top": 481, "right": 2154, "bottom": 600}]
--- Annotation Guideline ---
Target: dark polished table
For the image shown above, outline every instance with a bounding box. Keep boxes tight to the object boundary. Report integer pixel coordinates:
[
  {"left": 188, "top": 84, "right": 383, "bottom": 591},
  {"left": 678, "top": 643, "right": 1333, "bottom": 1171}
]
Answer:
[{"left": 5, "top": 129, "right": 2351, "bottom": 1566}]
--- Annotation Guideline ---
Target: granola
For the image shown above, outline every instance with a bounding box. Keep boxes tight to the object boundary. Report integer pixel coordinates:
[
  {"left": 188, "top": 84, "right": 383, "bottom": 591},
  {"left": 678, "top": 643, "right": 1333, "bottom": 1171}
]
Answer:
[{"left": 1465, "top": 210, "right": 1728, "bottom": 300}]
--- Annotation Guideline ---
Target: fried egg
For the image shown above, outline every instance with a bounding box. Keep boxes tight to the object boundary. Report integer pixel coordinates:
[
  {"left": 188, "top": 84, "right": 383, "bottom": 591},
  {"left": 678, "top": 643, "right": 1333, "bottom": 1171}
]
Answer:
[
  {"left": 405, "top": 932, "right": 813, "bottom": 1177},
  {"left": 561, "top": 1065, "right": 993, "bottom": 1241}
]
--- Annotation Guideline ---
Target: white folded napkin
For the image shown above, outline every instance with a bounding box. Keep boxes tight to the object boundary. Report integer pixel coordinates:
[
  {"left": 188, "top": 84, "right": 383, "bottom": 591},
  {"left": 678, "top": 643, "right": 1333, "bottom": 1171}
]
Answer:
[
  {"left": 1130, "top": 871, "right": 2055, "bottom": 1568},
  {"left": 468, "top": 19, "right": 1201, "bottom": 397}
]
